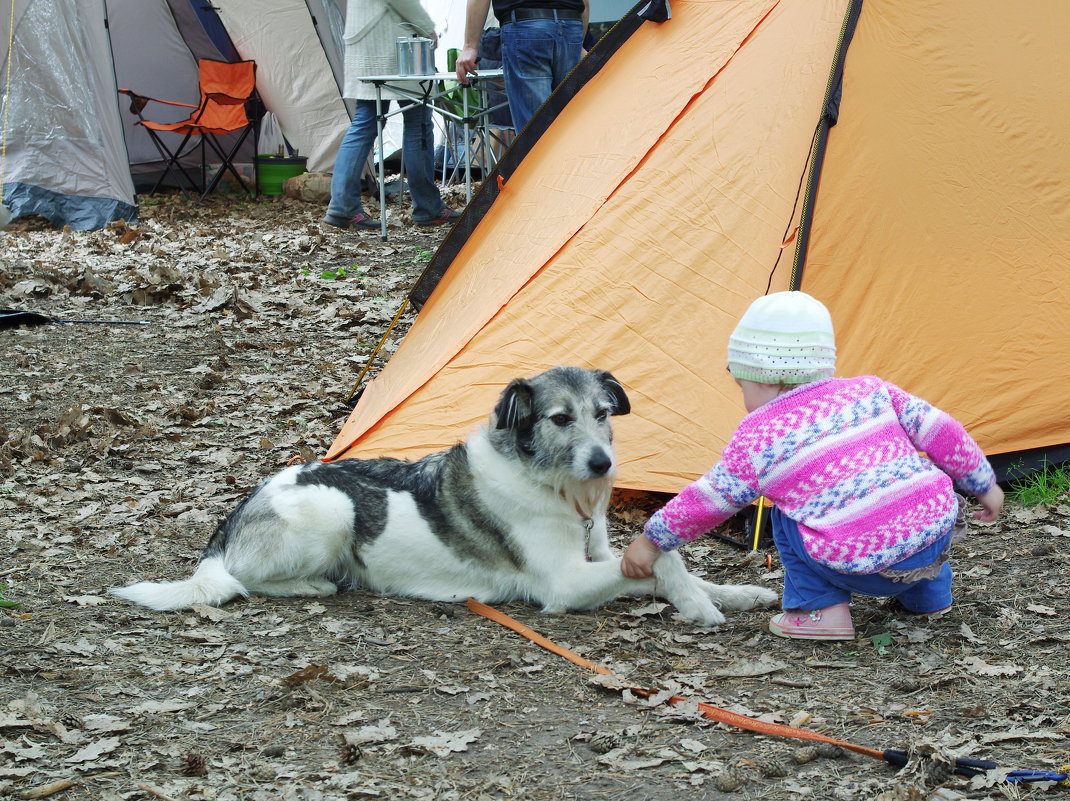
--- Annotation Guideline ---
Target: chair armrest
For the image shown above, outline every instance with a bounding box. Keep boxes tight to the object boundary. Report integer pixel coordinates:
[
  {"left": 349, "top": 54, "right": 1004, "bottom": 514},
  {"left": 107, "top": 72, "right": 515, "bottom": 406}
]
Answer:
[{"left": 117, "top": 88, "right": 199, "bottom": 115}]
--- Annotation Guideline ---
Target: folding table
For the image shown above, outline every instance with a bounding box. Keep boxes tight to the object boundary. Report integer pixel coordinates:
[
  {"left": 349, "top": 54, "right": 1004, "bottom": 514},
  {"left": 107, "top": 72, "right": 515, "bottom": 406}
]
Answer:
[{"left": 359, "top": 70, "right": 507, "bottom": 240}]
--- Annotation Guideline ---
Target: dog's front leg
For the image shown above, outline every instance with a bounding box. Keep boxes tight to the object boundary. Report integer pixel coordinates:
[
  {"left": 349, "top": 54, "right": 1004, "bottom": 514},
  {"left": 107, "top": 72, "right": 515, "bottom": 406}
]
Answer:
[
  {"left": 651, "top": 550, "right": 725, "bottom": 626},
  {"left": 538, "top": 555, "right": 725, "bottom": 627},
  {"left": 537, "top": 557, "right": 654, "bottom": 614}
]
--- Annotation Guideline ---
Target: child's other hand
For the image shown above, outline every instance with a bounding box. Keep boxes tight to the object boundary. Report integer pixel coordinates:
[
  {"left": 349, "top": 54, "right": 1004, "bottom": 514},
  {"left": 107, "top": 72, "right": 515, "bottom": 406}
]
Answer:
[
  {"left": 621, "top": 534, "right": 661, "bottom": 579},
  {"left": 973, "top": 484, "right": 1005, "bottom": 522}
]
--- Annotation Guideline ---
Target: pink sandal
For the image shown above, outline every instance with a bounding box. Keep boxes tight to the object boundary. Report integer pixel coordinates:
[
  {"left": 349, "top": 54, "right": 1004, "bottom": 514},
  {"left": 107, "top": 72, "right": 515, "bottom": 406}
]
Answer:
[{"left": 769, "top": 602, "right": 855, "bottom": 640}]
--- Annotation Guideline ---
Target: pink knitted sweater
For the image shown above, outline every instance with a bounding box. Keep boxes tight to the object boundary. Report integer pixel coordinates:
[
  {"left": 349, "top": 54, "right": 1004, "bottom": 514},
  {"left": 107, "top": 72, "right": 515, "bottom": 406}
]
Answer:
[{"left": 644, "top": 376, "right": 996, "bottom": 574}]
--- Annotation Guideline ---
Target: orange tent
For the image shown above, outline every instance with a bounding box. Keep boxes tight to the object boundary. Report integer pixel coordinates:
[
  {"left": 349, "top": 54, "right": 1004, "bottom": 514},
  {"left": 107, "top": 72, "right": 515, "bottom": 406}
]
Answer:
[{"left": 327, "top": 0, "right": 1070, "bottom": 492}]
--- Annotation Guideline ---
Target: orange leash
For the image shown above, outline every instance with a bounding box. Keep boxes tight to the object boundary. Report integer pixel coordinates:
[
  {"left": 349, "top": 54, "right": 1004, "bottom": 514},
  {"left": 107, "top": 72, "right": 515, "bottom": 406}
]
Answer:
[
  {"left": 466, "top": 600, "right": 1070, "bottom": 785},
  {"left": 465, "top": 598, "right": 885, "bottom": 761}
]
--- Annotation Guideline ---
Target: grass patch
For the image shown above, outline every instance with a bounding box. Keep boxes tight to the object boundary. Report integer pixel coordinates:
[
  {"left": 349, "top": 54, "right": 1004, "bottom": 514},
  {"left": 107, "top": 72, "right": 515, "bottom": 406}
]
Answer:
[{"left": 1007, "top": 459, "right": 1070, "bottom": 506}]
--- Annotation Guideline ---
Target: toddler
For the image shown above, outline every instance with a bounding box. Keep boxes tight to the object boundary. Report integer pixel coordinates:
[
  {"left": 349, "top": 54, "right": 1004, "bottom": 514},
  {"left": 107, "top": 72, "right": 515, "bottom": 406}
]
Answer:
[{"left": 621, "top": 291, "right": 1004, "bottom": 640}]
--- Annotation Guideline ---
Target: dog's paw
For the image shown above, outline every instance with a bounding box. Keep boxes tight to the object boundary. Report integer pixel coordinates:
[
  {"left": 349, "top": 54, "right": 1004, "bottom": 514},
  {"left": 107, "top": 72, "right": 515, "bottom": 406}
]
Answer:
[
  {"left": 700, "top": 581, "right": 779, "bottom": 611},
  {"left": 671, "top": 590, "right": 727, "bottom": 627}
]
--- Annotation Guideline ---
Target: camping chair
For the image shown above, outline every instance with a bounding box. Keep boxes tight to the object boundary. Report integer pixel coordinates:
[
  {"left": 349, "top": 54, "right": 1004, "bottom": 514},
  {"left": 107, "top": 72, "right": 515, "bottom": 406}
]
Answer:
[{"left": 119, "top": 59, "right": 261, "bottom": 201}]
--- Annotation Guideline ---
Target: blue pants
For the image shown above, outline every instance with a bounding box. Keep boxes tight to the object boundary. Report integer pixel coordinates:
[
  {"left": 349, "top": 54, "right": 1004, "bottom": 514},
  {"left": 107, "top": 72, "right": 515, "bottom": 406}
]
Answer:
[
  {"left": 325, "top": 99, "right": 446, "bottom": 224},
  {"left": 500, "top": 18, "right": 584, "bottom": 133},
  {"left": 770, "top": 507, "right": 953, "bottom": 614}
]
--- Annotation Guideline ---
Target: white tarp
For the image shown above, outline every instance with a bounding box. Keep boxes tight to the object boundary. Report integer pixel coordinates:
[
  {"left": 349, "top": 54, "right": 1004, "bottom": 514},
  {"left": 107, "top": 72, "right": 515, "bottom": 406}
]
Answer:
[
  {"left": 1, "top": 0, "right": 137, "bottom": 229},
  {"left": 213, "top": 0, "right": 350, "bottom": 172}
]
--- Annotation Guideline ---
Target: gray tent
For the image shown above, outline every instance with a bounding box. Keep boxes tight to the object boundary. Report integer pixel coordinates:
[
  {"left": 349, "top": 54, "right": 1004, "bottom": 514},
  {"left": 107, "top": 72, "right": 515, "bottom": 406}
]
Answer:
[{"left": 0, "top": 0, "right": 350, "bottom": 230}]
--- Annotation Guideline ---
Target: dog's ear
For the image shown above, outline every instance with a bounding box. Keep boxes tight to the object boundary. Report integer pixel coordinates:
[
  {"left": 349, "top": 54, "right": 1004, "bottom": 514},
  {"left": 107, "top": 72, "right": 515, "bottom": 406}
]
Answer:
[
  {"left": 598, "top": 371, "right": 631, "bottom": 416},
  {"left": 494, "top": 378, "right": 536, "bottom": 431}
]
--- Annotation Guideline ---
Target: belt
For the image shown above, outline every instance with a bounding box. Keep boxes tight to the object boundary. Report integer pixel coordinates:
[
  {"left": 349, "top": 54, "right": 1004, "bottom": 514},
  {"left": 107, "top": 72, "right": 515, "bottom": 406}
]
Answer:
[{"left": 500, "top": 8, "right": 583, "bottom": 24}]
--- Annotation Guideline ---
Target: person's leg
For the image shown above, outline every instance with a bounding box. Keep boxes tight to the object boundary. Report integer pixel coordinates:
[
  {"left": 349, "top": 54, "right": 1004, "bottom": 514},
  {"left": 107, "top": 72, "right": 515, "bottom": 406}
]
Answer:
[
  {"left": 399, "top": 100, "right": 448, "bottom": 223},
  {"left": 893, "top": 562, "right": 953, "bottom": 614},
  {"left": 549, "top": 19, "right": 584, "bottom": 87},
  {"left": 771, "top": 508, "right": 851, "bottom": 610},
  {"left": 768, "top": 508, "right": 854, "bottom": 640},
  {"left": 500, "top": 19, "right": 557, "bottom": 132},
  {"left": 324, "top": 100, "right": 379, "bottom": 227}
]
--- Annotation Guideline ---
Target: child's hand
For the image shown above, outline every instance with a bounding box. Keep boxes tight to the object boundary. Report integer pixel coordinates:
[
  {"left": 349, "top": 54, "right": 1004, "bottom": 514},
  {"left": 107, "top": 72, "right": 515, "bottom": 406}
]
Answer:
[
  {"left": 973, "top": 484, "right": 1005, "bottom": 522},
  {"left": 621, "top": 534, "right": 661, "bottom": 579}
]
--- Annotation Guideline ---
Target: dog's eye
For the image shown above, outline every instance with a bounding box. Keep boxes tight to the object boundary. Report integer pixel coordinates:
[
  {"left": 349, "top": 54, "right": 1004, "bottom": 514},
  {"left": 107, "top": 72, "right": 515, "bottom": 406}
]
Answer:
[
  {"left": 550, "top": 414, "right": 572, "bottom": 427},
  {"left": 595, "top": 409, "right": 609, "bottom": 422}
]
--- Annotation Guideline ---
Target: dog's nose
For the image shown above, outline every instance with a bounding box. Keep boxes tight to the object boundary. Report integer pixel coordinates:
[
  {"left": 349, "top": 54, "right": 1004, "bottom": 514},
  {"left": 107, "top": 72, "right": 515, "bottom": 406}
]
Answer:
[{"left": 587, "top": 450, "right": 612, "bottom": 477}]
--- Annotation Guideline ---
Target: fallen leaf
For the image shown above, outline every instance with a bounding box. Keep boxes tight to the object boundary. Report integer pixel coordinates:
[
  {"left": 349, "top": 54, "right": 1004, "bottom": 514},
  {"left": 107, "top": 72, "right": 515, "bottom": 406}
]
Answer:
[
  {"left": 283, "top": 664, "right": 334, "bottom": 687},
  {"left": 343, "top": 721, "right": 398, "bottom": 746},
  {"left": 979, "top": 728, "right": 1062, "bottom": 744},
  {"left": 191, "top": 603, "right": 237, "bottom": 621},
  {"left": 1026, "top": 603, "right": 1057, "bottom": 616},
  {"left": 65, "top": 737, "right": 121, "bottom": 763},
  {"left": 679, "top": 738, "right": 706, "bottom": 754},
  {"left": 589, "top": 673, "right": 632, "bottom": 691},
  {"left": 708, "top": 657, "right": 787, "bottom": 677},
  {"left": 82, "top": 714, "right": 131, "bottom": 732},
  {"left": 1039, "top": 524, "right": 1069, "bottom": 537},
  {"left": 958, "top": 656, "right": 1022, "bottom": 677},
  {"left": 127, "top": 700, "right": 194, "bottom": 715},
  {"left": 2, "top": 741, "right": 47, "bottom": 761},
  {"left": 407, "top": 728, "right": 482, "bottom": 756},
  {"left": 628, "top": 602, "right": 669, "bottom": 618},
  {"left": 598, "top": 747, "right": 668, "bottom": 770},
  {"left": 63, "top": 595, "right": 108, "bottom": 606}
]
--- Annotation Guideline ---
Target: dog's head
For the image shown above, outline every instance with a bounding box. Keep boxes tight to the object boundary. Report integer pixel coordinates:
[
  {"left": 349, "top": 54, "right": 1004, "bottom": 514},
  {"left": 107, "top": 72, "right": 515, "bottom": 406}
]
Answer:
[{"left": 490, "top": 367, "right": 630, "bottom": 486}]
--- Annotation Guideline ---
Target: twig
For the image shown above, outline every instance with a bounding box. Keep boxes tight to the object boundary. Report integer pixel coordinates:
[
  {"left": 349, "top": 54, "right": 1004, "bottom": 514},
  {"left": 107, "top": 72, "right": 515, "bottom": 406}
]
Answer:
[
  {"left": 137, "top": 785, "right": 179, "bottom": 801},
  {"left": 771, "top": 677, "right": 814, "bottom": 688},
  {"left": 17, "top": 779, "right": 74, "bottom": 799}
]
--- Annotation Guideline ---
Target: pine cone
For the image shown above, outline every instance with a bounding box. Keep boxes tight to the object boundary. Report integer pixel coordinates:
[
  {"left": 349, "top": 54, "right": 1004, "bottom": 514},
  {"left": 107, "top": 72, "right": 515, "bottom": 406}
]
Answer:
[
  {"left": 181, "top": 752, "right": 207, "bottom": 777},
  {"left": 339, "top": 741, "right": 362, "bottom": 766}
]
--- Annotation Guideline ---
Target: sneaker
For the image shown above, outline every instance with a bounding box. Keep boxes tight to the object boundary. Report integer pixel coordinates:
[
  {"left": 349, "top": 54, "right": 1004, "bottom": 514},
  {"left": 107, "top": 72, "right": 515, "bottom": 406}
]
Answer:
[
  {"left": 769, "top": 602, "right": 855, "bottom": 640},
  {"left": 322, "top": 212, "right": 380, "bottom": 230},
  {"left": 414, "top": 207, "right": 462, "bottom": 227}
]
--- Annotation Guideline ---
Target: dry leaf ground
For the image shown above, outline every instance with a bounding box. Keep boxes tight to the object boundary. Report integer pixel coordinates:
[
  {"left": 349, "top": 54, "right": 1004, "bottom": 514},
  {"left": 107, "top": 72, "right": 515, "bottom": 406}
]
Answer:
[{"left": 1, "top": 193, "right": 1068, "bottom": 801}]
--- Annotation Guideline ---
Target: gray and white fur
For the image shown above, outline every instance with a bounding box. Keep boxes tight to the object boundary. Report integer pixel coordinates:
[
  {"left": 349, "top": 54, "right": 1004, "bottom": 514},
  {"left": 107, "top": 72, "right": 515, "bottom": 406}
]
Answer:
[{"left": 111, "top": 366, "right": 777, "bottom": 624}]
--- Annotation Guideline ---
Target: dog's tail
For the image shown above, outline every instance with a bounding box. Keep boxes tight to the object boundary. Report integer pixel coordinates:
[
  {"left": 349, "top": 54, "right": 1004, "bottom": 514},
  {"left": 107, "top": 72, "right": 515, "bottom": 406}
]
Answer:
[{"left": 110, "top": 556, "right": 247, "bottom": 611}]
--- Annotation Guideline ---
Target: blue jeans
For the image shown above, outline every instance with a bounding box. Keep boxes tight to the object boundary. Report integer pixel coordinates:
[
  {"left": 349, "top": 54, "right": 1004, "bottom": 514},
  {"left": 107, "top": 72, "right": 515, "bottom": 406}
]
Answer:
[
  {"left": 770, "top": 507, "right": 954, "bottom": 614},
  {"left": 500, "top": 18, "right": 584, "bottom": 132},
  {"left": 325, "top": 99, "right": 446, "bottom": 224}
]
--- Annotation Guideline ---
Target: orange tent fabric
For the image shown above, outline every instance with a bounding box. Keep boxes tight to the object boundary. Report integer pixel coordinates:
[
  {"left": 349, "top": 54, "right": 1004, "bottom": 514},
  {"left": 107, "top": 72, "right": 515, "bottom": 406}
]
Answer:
[
  {"left": 328, "top": 0, "right": 1070, "bottom": 493},
  {"left": 797, "top": 2, "right": 1070, "bottom": 459}
]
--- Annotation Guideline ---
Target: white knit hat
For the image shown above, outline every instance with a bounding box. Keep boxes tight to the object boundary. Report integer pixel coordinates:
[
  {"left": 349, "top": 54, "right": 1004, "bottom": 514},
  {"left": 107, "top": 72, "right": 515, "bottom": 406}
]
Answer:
[{"left": 727, "top": 291, "right": 836, "bottom": 384}]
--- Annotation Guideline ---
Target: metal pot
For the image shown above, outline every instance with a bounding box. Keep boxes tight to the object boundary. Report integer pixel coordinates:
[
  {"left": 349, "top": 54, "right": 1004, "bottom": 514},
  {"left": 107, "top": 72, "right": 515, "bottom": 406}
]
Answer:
[{"left": 396, "top": 36, "right": 435, "bottom": 76}]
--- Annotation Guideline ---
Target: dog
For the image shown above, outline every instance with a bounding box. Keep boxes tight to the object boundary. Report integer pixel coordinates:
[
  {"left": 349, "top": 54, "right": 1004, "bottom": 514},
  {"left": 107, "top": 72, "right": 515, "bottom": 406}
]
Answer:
[{"left": 111, "top": 366, "right": 778, "bottom": 625}]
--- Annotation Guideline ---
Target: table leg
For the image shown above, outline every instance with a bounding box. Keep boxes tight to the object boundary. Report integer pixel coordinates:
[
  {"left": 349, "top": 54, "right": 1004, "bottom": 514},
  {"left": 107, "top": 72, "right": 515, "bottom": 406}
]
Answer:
[
  {"left": 462, "top": 88, "right": 472, "bottom": 205},
  {"left": 375, "top": 89, "right": 388, "bottom": 241}
]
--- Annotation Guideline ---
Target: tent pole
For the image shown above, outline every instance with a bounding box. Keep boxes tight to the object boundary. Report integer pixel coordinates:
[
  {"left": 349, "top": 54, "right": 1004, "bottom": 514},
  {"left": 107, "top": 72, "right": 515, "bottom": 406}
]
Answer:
[{"left": 789, "top": 0, "right": 864, "bottom": 289}]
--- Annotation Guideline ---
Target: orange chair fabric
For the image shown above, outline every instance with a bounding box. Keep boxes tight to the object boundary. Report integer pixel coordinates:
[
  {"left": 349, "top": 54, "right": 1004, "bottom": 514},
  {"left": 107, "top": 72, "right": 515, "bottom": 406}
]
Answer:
[
  {"left": 119, "top": 59, "right": 258, "bottom": 198},
  {"left": 140, "top": 59, "right": 256, "bottom": 136}
]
